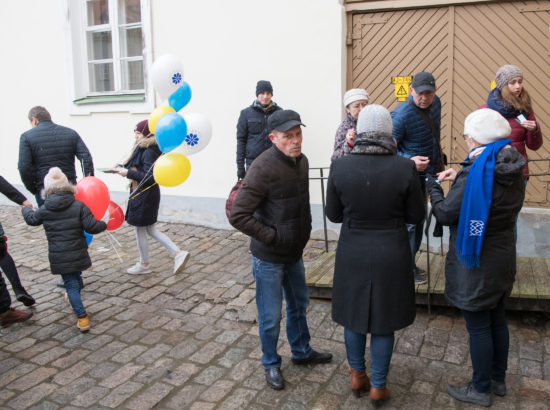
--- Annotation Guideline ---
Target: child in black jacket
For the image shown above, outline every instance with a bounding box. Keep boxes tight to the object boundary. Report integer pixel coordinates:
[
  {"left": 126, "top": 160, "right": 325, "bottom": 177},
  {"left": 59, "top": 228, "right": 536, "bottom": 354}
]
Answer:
[{"left": 22, "top": 167, "right": 106, "bottom": 332}]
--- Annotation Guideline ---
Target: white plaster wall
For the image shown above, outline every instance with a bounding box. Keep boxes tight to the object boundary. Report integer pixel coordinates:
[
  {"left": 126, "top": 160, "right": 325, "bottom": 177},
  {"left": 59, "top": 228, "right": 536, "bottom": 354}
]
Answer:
[{"left": 1, "top": 0, "right": 345, "bottom": 222}]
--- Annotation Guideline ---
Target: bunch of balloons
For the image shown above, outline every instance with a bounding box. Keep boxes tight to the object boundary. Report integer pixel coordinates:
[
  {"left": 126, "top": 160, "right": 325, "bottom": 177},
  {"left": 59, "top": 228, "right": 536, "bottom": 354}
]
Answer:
[
  {"left": 74, "top": 177, "right": 125, "bottom": 243},
  {"left": 150, "top": 54, "right": 213, "bottom": 187}
]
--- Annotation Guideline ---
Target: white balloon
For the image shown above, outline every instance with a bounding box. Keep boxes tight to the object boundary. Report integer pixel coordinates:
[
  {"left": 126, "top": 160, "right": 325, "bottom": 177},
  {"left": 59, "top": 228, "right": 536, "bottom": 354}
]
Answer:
[
  {"left": 151, "top": 55, "right": 184, "bottom": 99},
  {"left": 173, "top": 113, "right": 213, "bottom": 156}
]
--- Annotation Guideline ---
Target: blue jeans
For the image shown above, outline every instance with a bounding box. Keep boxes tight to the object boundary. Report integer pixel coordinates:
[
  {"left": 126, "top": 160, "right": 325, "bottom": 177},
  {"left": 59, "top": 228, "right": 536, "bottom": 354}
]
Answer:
[
  {"left": 407, "top": 177, "right": 427, "bottom": 266},
  {"left": 461, "top": 299, "right": 509, "bottom": 393},
  {"left": 344, "top": 328, "right": 395, "bottom": 388},
  {"left": 62, "top": 272, "right": 86, "bottom": 318},
  {"left": 251, "top": 255, "right": 313, "bottom": 369}
]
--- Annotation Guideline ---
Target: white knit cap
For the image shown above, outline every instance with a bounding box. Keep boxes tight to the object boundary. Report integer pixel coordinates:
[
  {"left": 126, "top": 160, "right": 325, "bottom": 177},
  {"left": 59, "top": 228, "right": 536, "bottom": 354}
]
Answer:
[
  {"left": 356, "top": 104, "right": 392, "bottom": 135},
  {"left": 43, "top": 167, "right": 69, "bottom": 191},
  {"left": 343, "top": 88, "right": 369, "bottom": 107},
  {"left": 463, "top": 108, "right": 511, "bottom": 145}
]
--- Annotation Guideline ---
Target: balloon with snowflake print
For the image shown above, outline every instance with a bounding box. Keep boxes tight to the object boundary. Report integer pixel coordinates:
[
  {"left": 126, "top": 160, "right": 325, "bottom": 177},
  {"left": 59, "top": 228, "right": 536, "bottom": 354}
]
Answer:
[
  {"left": 173, "top": 113, "right": 212, "bottom": 156},
  {"left": 151, "top": 54, "right": 184, "bottom": 99}
]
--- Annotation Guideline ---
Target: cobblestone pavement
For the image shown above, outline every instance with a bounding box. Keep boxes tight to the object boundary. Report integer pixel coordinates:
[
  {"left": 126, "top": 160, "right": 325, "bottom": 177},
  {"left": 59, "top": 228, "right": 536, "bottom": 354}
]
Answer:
[{"left": 0, "top": 204, "right": 549, "bottom": 409}]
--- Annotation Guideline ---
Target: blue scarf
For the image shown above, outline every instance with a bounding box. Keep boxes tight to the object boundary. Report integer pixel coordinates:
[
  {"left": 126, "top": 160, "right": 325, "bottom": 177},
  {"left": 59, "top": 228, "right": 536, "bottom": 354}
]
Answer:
[
  {"left": 486, "top": 88, "right": 526, "bottom": 119},
  {"left": 456, "top": 138, "right": 511, "bottom": 268}
]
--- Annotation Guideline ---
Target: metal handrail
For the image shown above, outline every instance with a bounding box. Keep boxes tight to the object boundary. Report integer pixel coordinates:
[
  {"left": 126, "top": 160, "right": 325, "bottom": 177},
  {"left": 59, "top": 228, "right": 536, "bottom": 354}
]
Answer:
[{"left": 309, "top": 167, "right": 330, "bottom": 252}]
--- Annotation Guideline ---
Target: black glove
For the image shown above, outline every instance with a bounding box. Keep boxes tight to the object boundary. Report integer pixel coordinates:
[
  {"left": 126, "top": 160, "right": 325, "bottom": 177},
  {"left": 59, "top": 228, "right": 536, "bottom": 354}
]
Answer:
[
  {"left": 0, "top": 236, "right": 6, "bottom": 260},
  {"left": 237, "top": 169, "right": 246, "bottom": 180},
  {"left": 425, "top": 173, "right": 441, "bottom": 192}
]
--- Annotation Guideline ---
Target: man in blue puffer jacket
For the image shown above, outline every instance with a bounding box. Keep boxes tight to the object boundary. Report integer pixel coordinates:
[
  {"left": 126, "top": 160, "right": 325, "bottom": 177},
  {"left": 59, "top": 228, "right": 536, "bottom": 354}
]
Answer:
[
  {"left": 18, "top": 106, "right": 94, "bottom": 207},
  {"left": 236, "top": 81, "right": 282, "bottom": 179},
  {"left": 391, "top": 71, "right": 442, "bottom": 285}
]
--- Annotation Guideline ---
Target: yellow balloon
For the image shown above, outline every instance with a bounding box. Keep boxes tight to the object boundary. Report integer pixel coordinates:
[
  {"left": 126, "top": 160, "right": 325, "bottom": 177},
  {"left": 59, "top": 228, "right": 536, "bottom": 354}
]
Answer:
[
  {"left": 148, "top": 106, "right": 175, "bottom": 134},
  {"left": 153, "top": 152, "right": 191, "bottom": 187}
]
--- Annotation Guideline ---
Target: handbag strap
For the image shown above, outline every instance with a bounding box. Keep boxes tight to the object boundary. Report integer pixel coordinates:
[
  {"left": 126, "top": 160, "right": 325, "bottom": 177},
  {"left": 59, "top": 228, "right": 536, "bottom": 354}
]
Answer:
[{"left": 407, "top": 99, "right": 446, "bottom": 169}]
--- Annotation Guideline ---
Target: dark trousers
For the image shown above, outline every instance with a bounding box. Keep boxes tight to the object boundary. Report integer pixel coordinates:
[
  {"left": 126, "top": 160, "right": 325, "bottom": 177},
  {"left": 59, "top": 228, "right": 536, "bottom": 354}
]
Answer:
[
  {"left": 35, "top": 193, "right": 44, "bottom": 208},
  {"left": 462, "top": 299, "right": 509, "bottom": 393},
  {"left": 0, "top": 253, "right": 25, "bottom": 294},
  {"left": 407, "top": 178, "right": 427, "bottom": 265},
  {"left": 0, "top": 273, "right": 11, "bottom": 314}
]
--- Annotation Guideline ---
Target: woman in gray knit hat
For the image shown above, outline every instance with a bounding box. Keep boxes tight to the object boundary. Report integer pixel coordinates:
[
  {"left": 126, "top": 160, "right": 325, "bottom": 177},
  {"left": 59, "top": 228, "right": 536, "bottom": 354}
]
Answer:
[
  {"left": 330, "top": 88, "right": 369, "bottom": 162},
  {"left": 326, "top": 105, "right": 424, "bottom": 406},
  {"left": 483, "top": 64, "right": 542, "bottom": 179}
]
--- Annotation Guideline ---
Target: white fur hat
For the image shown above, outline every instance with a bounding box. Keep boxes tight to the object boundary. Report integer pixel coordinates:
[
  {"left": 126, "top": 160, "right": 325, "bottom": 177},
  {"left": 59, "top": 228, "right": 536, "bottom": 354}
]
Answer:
[
  {"left": 356, "top": 104, "right": 392, "bottom": 135},
  {"left": 343, "top": 88, "right": 369, "bottom": 107},
  {"left": 463, "top": 108, "right": 511, "bottom": 145},
  {"left": 43, "top": 167, "right": 69, "bottom": 191}
]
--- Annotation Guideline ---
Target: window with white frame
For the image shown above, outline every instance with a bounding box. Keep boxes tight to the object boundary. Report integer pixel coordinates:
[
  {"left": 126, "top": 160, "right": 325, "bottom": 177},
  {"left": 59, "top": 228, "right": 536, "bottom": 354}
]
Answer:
[{"left": 65, "top": 0, "right": 153, "bottom": 113}]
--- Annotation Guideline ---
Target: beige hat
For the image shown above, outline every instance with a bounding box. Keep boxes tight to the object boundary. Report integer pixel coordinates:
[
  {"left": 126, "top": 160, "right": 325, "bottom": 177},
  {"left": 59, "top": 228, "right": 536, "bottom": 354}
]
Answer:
[
  {"left": 343, "top": 88, "right": 369, "bottom": 107},
  {"left": 463, "top": 108, "right": 511, "bottom": 145},
  {"left": 43, "top": 167, "right": 69, "bottom": 191},
  {"left": 494, "top": 65, "right": 523, "bottom": 90}
]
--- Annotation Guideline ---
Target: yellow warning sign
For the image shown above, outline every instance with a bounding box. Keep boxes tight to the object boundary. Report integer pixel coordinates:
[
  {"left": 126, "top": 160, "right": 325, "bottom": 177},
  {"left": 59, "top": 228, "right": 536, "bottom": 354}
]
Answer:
[{"left": 391, "top": 76, "right": 413, "bottom": 101}]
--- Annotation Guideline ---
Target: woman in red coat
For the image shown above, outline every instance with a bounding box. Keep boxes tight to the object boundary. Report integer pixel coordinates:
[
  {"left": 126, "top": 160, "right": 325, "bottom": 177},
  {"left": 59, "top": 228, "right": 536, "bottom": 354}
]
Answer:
[{"left": 482, "top": 65, "right": 542, "bottom": 179}]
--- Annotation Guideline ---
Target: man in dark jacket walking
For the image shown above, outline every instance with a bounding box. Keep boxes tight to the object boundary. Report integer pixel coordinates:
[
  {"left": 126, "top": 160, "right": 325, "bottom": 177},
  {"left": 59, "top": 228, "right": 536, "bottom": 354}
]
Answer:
[
  {"left": 229, "top": 110, "right": 332, "bottom": 391},
  {"left": 18, "top": 106, "right": 94, "bottom": 207},
  {"left": 391, "top": 71, "right": 442, "bottom": 284},
  {"left": 235, "top": 80, "right": 282, "bottom": 179}
]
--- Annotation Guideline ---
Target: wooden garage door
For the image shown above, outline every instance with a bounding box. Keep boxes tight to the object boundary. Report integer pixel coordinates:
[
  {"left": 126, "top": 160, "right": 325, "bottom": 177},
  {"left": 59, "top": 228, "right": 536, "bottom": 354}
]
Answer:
[{"left": 349, "top": 1, "right": 550, "bottom": 206}]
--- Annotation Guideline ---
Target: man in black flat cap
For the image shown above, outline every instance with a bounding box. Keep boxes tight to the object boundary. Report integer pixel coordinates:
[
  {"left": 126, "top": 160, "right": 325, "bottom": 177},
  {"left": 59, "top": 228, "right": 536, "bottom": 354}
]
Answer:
[
  {"left": 229, "top": 110, "right": 332, "bottom": 391},
  {"left": 235, "top": 80, "right": 282, "bottom": 180},
  {"left": 391, "top": 71, "right": 443, "bottom": 285}
]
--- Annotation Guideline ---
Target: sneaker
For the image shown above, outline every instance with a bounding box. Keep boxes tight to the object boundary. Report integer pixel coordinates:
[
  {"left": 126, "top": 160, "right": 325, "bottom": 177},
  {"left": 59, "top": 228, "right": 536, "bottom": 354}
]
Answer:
[
  {"left": 413, "top": 266, "right": 426, "bottom": 276},
  {"left": 414, "top": 274, "right": 427, "bottom": 285},
  {"left": 491, "top": 380, "right": 507, "bottom": 397},
  {"left": 0, "top": 308, "right": 33, "bottom": 328},
  {"left": 77, "top": 315, "right": 90, "bottom": 332},
  {"left": 174, "top": 251, "right": 190, "bottom": 274},
  {"left": 447, "top": 382, "right": 491, "bottom": 407},
  {"left": 127, "top": 262, "right": 152, "bottom": 275},
  {"left": 15, "top": 291, "right": 36, "bottom": 307}
]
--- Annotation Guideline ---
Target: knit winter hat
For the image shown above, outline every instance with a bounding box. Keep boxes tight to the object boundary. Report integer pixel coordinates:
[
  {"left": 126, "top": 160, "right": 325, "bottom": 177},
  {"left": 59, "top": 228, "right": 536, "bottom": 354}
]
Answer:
[
  {"left": 43, "top": 167, "right": 69, "bottom": 191},
  {"left": 463, "top": 108, "right": 511, "bottom": 145},
  {"left": 256, "top": 80, "right": 273, "bottom": 96},
  {"left": 343, "top": 88, "right": 369, "bottom": 107},
  {"left": 495, "top": 65, "right": 523, "bottom": 90},
  {"left": 135, "top": 120, "right": 151, "bottom": 137},
  {"left": 356, "top": 104, "right": 392, "bottom": 136}
]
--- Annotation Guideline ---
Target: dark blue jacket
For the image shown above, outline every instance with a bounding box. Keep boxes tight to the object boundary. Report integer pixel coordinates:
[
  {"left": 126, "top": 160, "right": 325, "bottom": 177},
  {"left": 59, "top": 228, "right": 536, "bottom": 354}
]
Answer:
[
  {"left": 22, "top": 191, "right": 106, "bottom": 275},
  {"left": 236, "top": 100, "right": 281, "bottom": 175},
  {"left": 18, "top": 121, "right": 94, "bottom": 194},
  {"left": 391, "top": 95, "right": 442, "bottom": 175}
]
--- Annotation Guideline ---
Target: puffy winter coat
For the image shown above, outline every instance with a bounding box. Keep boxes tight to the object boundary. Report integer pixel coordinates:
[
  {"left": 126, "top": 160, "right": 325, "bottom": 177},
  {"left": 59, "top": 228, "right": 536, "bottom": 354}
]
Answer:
[
  {"left": 18, "top": 120, "right": 94, "bottom": 194},
  {"left": 0, "top": 176, "right": 27, "bottom": 205},
  {"left": 124, "top": 137, "right": 162, "bottom": 227},
  {"left": 326, "top": 153, "right": 424, "bottom": 334},
  {"left": 480, "top": 100, "right": 542, "bottom": 177},
  {"left": 427, "top": 147, "right": 525, "bottom": 311},
  {"left": 229, "top": 145, "right": 311, "bottom": 264},
  {"left": 236, "top": 100, "right": 282, "bottom": 175},
  {"left": 21, "top": 190, "right": 106, "bottom": 274},
  {"left": 391, "top": 95, "right": 442, "bottom": 175},
  {"left": 331, "top": 113, "right": 356, "bottom": 162}
]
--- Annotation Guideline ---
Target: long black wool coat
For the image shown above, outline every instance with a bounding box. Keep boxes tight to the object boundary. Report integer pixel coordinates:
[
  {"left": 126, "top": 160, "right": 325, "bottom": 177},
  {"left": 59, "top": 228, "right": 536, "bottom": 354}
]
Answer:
[{"left": 326, "top": 153, "right": 424, "bottom": 335}]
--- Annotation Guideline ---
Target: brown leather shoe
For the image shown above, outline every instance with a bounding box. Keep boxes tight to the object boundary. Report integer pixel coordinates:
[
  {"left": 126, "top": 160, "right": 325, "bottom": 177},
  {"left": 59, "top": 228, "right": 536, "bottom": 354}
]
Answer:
[
  {"left": 349, "top": 368, "right": 370, "bottom": 398},
  {"left": 0, "top": 308, "right": 33, "bottom": 328},
  {"left": 370, "top": 387, "right": 390, "bottom": 407}
]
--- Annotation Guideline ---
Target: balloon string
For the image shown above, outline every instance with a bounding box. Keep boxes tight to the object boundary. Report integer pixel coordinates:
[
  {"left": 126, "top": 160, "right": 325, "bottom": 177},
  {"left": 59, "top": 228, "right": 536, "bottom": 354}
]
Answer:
[
  {"left": 126, "top": 154, "right": 164, "bottom": 201},
  {"left": 105, "top": 231, "right": 123, "bottom": 263}
]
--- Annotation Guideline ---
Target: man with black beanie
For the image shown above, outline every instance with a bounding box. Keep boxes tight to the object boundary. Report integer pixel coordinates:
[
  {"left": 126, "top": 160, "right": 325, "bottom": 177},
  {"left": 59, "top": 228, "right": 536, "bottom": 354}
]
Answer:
[{"left": 235, "top": 80, "right": 282, "bottom": 179}]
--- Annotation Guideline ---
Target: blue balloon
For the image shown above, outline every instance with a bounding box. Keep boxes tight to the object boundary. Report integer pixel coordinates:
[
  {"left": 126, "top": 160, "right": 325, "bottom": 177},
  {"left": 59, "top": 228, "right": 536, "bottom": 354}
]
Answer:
[
  {"left": 84, "top": 230, "right": 93, "bottom": 246},
  {"left": 168, "top": 81, "right": 192, "bottom": 112},
  {"left": 155, "top": 113, "right": 187, "bottom": 153}
]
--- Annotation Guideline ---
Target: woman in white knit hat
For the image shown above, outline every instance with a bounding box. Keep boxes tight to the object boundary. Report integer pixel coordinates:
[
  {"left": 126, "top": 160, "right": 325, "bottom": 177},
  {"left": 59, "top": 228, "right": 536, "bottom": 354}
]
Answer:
[
  {"left": 426, "top": 108, "right": 525, "bottom": 407},
  {"left": 326, "top": 105, "right": 424, "bottom": 406},
  {"left": 481, "top": 65, "right": 542, "bottom": 180},
  {"left": 330, "top": 88, "right": 369, "bottom": 162}
]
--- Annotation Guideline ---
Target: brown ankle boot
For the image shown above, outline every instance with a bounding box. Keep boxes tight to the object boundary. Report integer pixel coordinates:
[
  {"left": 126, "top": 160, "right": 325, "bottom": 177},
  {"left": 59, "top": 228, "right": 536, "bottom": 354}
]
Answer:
[
  {"left": 370, "top": 387, "right": 390, "bottom": 407},
  {"left": 349, "top": 369, "right": 370, "bottom": 398}
]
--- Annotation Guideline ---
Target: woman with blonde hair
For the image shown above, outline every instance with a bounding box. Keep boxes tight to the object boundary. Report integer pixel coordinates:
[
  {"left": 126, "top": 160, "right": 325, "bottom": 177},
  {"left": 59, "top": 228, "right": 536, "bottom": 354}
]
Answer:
[{"left": 482, "top": 65, "right": 542, "bottom": 179}]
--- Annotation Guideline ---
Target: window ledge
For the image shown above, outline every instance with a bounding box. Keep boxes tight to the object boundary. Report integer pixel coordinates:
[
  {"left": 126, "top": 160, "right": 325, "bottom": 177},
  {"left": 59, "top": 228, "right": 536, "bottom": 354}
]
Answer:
[{"left": 73, "top": 94, "right": 145, "bottom": 105}]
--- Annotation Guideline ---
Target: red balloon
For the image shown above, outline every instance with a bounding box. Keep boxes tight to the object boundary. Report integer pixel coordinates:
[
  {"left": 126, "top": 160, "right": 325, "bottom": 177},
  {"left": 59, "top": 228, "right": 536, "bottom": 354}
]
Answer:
[
  {"left": 75, "top": 176, "right": 110, "bottom": 220},
  {"left": 106, "top": 201, "right": 124, "bottom": 231}
]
